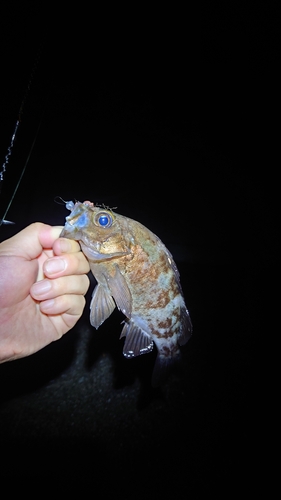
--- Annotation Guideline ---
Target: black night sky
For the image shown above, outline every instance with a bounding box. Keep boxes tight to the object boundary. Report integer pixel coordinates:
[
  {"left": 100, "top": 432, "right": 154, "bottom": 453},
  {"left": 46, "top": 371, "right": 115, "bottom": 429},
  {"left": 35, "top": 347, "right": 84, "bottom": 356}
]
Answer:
[{"left": 0, "top": 4, "right": 277, "bottom": 495}]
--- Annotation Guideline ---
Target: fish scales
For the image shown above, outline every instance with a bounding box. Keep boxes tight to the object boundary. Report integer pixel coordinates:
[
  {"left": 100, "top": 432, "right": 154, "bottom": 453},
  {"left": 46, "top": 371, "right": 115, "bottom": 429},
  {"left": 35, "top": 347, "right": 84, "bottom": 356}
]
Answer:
[{"left": 60, "top": 200, "right": 192, "bottom": 386}]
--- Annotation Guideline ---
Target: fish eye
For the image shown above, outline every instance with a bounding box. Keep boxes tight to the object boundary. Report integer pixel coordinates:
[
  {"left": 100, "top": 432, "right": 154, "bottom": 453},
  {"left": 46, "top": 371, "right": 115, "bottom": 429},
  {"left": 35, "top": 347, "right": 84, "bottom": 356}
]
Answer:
[{"left": 94, "top": 211, "right": 113, "bottom": 228}]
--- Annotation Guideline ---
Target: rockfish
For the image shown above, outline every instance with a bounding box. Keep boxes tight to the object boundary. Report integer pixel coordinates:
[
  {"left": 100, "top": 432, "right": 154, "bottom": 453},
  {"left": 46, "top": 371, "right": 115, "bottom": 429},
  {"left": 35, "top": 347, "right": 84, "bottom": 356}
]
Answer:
[{"left": 60, "top": 200, "right": 192, "bottom": 386}]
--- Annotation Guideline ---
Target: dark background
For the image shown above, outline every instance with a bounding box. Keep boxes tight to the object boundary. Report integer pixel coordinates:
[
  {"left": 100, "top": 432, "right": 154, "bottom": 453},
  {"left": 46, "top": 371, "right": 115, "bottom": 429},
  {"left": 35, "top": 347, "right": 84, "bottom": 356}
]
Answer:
[{"left": 0, "top": 3, "right": 277, "bottom": 495}]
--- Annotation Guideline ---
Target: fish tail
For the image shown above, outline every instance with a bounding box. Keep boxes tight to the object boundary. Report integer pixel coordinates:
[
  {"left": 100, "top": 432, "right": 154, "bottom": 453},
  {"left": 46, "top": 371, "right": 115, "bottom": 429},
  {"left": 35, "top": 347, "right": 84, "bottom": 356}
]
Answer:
[{"left": 151, "top": 351, "right": 181, "bottom": 388}]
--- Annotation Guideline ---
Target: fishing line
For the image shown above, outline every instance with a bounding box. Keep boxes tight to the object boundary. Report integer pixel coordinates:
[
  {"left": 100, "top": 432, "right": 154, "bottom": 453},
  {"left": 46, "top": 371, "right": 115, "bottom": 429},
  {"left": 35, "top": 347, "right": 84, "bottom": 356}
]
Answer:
[
  {"left": 0, "top": 48, "right": 43, "bottom": 227},
  {"left": 0, "top": 120, "right": 20, "bottom": 185},
  {"left": 0, "top": 112, "right": 45, "bottom": 227}
]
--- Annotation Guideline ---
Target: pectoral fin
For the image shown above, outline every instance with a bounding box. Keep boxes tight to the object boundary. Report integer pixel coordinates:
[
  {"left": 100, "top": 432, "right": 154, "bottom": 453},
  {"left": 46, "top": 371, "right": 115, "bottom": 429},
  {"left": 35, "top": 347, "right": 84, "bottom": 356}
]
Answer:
[
  {"left": 90, "top": 284, "right": 116, "bottom": 328},
  {"left": 107, "top": 265, "right": 132, "bottom": 319},
  {"left": 120, "top": 321, "right": 154, "bottom": 357}
]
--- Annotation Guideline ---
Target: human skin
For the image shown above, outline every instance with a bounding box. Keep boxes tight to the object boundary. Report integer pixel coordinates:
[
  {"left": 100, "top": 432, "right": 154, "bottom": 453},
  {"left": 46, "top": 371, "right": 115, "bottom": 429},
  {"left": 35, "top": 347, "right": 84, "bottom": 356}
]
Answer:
[{"left": 0, "top": 223, "right": 90, "bottom": 363}]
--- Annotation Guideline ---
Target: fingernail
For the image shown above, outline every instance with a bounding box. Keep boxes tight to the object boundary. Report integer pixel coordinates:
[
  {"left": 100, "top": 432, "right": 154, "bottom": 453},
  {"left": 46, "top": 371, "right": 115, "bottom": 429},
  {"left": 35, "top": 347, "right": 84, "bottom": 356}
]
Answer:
[
  {"left": 45, "top": 257, "right": 66, "bottom": 274},
  {"left": 32, "top": 280, "right": 51, "bottom": 295}
]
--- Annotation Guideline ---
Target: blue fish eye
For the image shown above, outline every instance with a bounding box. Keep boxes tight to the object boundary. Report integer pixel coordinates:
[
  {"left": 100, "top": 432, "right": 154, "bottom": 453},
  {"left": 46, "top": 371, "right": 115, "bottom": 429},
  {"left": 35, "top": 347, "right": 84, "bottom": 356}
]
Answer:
[{"left": 95, "top": 211, "right": 113, "bottom": 228}]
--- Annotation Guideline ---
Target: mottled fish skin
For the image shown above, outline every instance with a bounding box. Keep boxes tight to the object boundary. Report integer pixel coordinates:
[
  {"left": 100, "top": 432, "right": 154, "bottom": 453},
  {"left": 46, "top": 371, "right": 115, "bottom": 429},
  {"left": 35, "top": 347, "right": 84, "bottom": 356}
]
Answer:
[{"left": 60, "top": 200, "right": 192, "bottom": 386}]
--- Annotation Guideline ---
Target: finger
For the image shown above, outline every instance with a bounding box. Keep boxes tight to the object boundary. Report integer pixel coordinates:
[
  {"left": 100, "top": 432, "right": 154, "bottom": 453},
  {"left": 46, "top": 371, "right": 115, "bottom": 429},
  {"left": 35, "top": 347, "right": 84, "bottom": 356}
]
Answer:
[
  {"left": 43, "top": 251, "right": 90, "bottom": 279},
  {"left": 0, "top": 223, "right": 55, "bottom": 259},
  {"left": 52, "top": 237, "right": 81, "bottom": 256},
  {"left": 0, "top": 223, "right": 65, "bottom": 260},
  {"left": 30, "top": 274, "right": 90, "bottom": 301},
  {"left": 39, "top": 295, "right": 86, "bottom": 326},
  {"left": 38, "top": 225, "right": 64, "bottom": 248}
]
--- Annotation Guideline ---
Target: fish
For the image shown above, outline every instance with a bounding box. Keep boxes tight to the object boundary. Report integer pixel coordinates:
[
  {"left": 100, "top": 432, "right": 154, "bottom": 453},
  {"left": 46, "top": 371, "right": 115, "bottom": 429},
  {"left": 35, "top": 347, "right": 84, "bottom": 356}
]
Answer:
[{"left": 60, "top": 200, "right": 193, "bottom": 386}]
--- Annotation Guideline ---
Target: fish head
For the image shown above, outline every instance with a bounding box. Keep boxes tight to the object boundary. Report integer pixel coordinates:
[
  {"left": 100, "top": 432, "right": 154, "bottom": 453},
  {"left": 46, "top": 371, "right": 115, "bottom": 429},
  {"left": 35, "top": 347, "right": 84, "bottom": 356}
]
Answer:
[{"left": 60, "top": 200, "right": 131, "bottom": 261}]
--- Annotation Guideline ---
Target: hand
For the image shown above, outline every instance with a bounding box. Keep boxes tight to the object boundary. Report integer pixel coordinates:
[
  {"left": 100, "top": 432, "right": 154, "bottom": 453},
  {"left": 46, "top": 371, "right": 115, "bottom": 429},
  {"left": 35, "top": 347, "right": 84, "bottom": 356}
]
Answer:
[{"left": 0, "top": 223, "right": 90, "bottom": 363}]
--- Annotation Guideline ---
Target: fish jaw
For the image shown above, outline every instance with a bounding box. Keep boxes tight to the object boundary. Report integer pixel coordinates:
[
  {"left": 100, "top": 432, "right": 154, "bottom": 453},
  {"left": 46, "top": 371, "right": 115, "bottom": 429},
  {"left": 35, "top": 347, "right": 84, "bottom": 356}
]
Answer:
[
  {"left": 61, "top": 218, "right": 130, "bottom": 262},
  {"left": 61, "top": 225, "right": 129, "bottom": 261},
  {"left": 60, "top": 201, "right": 132, "bottom": 260},
  {"left": 60, "top": 209, "right": 89, "bottom": 240},
  {"left": 80, "top": 242, "right": 129, "bottom": 261}
]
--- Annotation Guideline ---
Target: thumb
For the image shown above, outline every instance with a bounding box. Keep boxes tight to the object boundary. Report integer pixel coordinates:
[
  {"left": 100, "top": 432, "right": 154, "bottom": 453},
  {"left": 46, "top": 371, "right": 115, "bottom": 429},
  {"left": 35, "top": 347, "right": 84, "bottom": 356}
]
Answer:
[{"left": 0, "top": 223, "right": 63, "bottom": 260}]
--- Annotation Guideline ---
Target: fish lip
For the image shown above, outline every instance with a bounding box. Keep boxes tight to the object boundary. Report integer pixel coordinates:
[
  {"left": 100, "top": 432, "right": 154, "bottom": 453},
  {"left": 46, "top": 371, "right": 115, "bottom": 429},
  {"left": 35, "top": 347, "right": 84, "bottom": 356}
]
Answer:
[
  {"left": 80, "top": 241, "right": 104, "bottom": 260},
  {"left": 80, "top": 241, "right": 130, "bottom": 261}
]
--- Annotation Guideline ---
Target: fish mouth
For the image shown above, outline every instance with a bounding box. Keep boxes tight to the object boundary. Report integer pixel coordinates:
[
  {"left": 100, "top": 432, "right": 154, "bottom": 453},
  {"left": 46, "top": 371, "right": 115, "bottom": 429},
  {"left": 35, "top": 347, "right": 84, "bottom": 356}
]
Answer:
[{"left": 60, "top": 224, "right": 130, "bottom": 261}]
